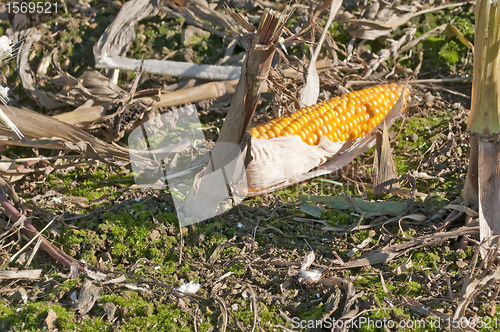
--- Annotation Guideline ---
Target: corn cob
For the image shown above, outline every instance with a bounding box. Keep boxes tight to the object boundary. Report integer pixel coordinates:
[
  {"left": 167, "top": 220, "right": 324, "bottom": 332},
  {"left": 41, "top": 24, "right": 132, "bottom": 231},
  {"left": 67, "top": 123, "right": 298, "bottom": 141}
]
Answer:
[{"left": 249, "top": 83, "right": 407, "bottom": 145}]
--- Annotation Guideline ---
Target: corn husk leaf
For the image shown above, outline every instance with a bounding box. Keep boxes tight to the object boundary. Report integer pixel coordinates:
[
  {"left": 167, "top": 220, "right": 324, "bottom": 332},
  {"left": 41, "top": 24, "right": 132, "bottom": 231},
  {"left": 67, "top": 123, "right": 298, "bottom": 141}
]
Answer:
[
  {"left": 93, "top": 0, "right": 158, "bottom": 60},
  {"left": 445, "top": 23, "right": 473, "bottom": 50},
  {"left": 300, "top": 0, "right": 342, "bottom": 106},
  {"left": 342, "top": 2, "right": 466, "bottom": 40}
]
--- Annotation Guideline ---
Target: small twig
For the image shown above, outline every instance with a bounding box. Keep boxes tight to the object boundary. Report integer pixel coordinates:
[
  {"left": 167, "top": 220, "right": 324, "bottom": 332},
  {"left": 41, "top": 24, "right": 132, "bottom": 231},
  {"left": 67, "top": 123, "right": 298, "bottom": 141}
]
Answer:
[
  {"left": 246, "top": 283, "right": 260, "bottom": 332},
  {"left": 5, "top": 216, "right": 57, "bottom": 265},
  {"left": 178, "top": 217, "right": 183, "bottom": 264},
  {"left": 213, "top": 294, "right": 228, "bottom": 332},
  {"left": 26, "top": 237, "right": 43, "bottom": 267},
  {"left": 0, "top": 155, "right": 84, "bottom": 163},
  {"left": 437, "top": 208, "right": 464, "bottom": 231}
]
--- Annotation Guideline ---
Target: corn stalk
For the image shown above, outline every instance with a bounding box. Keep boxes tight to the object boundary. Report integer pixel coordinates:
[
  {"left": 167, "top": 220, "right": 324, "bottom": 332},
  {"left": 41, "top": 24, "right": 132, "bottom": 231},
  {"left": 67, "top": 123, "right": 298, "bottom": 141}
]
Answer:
[
  {"left": 182, "top": 9, "right": 290, "bottom": 221},
  {"left": 211, "top": 9, "right": 291, "bottom": 168},
  {"left": 464, "top": 0, "right": 500, "bottom": 250}
]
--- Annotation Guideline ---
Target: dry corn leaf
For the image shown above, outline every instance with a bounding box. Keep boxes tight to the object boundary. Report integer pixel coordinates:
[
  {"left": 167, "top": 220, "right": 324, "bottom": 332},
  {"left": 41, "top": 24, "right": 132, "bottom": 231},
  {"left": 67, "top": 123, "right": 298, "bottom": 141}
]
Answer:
[
  {"left": 300, "top": 0, "right": 342, "bottom": 106},
  {"left": 0, "top": 105, "right": 151, "bottom": 167},
  {"left": 445, "top": 23, "right": 473, "bottom": 50},
  {"left": 332, "top": 225, "right": 478, "bottom": 270},
  {"left": 343, "top": 2, "right": 466, "bottom": 40},
  {"left": 300, "top": 194, "right": 406, "bottom": 214},
  {"left": 93, "top": 0, "right": 158, "bottom": 60}
]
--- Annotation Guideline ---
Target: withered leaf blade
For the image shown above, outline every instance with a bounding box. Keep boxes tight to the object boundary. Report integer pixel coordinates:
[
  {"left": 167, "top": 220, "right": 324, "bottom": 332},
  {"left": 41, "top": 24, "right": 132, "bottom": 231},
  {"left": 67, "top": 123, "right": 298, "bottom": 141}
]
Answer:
[
  {"left": 331, "top": 226, "right": 478, "bottom": 270},
  {"left": 300, "top": 0, "right": 342, "bottom": 106},
  {"left": 93, "top": 0, "right": 158, "bottom": 60},
  {"left": 0, "top": 106, "right": 151, "bottom": 167}
]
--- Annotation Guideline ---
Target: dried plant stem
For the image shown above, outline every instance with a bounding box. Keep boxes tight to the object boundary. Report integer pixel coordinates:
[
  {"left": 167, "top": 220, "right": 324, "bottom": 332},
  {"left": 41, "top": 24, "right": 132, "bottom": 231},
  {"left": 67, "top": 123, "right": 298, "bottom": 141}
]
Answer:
[
  {"left": 0, "top": 181, "right": 83, "bottom": 271},
  {"left": 465, "top": 0, "right": 500, "bottom": 249},
  {"left": 212, "top": 9, "right": 290, "bottom": 168},
  {"left": 52, "top": 80, "right": 240, "bottom": 127},
  {"left": 183, "top": 9, "right": 290, "bottom": 220},
  {"left": 468, "top": 0, "right": 500, "bottom": 135},
  {"left": 6, "top": 216, "right": 57, "bottom": 265}
]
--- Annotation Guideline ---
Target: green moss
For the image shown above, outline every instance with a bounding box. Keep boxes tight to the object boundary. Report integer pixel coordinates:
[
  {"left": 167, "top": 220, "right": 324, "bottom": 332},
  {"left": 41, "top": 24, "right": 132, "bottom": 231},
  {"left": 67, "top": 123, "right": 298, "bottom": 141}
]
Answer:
[
  {"left": 439, "top": 40, "right": 461, "bottom": 65},
  {"left": 101, "top": 292, "right": 195, "bottom": 331},
  {"left": 399, "top": 281, "right": 424, "bottom": 297},
  {"left": 98, "top": 208, "right": 178, "bottom": 266},
  {"left": 45, "top": 164, "right": 134, "bottom": 204},
  {"left": 354, "top": 275, "right": 396, "bottom": 307},
  {"left": 0, "top": 299, "right": 110, "bottom": 331},
  {"left": 324, "top": 210, "right": 354, "bottom": 225},
  {"left": 413, "top": 250, "right": 441, "bottom": 271},
  {"left": 59, "top": 278, "right": 81, "bottom": 293},
  {"left": 229, "top": 262, "right": 246, "bottom": 276}
]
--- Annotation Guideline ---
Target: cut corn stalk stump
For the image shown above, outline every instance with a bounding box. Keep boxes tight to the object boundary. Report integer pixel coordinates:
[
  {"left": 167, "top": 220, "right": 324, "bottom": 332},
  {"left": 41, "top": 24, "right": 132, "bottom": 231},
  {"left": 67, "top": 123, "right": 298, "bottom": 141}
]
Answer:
[
  {"left": 463, "top": 0, "right": 500, "bottom": 256},
  {"left": 212, "top": 8, "right": 292, "bottom": 163},
  {"left": 184, "top": 8, "right": 293, "bottom": 220}
]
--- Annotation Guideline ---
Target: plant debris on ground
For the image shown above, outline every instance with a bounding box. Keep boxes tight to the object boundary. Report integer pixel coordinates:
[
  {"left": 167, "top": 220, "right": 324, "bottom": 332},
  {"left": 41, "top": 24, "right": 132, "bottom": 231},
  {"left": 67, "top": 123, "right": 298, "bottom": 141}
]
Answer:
[{"left": 1, "top": 0, "right": 495, "bottom": 331}]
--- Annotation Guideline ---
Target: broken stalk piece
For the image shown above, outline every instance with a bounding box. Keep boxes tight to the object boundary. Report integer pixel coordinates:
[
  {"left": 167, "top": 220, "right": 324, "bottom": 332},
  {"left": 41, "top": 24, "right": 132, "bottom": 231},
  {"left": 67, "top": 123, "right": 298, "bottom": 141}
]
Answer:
[
  {"left": 211, "top": 8, "right": 291, "bottom": 166},
  {"left": 0, "top": 177, "right": 83, "bottom": 272},
  {"left": 463, "top": 0, "right": 500, "bottom": 253}
]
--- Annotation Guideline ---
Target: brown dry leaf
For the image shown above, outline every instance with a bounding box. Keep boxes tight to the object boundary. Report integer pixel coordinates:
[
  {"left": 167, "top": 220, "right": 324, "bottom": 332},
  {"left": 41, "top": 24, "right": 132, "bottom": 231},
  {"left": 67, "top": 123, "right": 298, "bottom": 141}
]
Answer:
[
  {"left": 0, "top": 105, "right": 153, "bottom": 168},
  {"left": 78, "top": 71, "right": 128, "bottom": 101},
  {"left": 332, "top": 226, "right": 478, "bottom": 270},
  {"left": 455, "top": 267, "right": 500, "bottom": 318},
  {"left": 392, "top": 258, "right": 413, "bottom": 275},
  {"left": 0, "top": 269, "right": 42, "bottom": 280},
  {"left": 445, "top": 23, "right": 473, "bottom": 50},
  {"left": 160, "top": 1, "right": 246, "bottom": 48},
  {"left": 75, "top": 280, "right": 101, "bottom": 315},
  {"left": 93, "top": 0, "right": 158, "bottom": 60},
  {"left": 300, "top": 0, "right": 342, "bottom": 106},
  {"left": 363, "top": 28, "right": 416, "bottom": 78},
  {"left": 44, "top": 308, "right": 57, "bottom": 331},
  {"left": 402, "top": 296, "right": 451, "bottom": 321},
  {"left": 18, "top": 30, "right": 128, "bottom": 109},
  {"left": 103, "top": 303, "right": 117, "bottom": 322},
  {"left": 190, "top": 0, "right": 247, "bottom": 43},
  {"left": 373, "top": 122, "right": 399, "bottom": 196},
  {"left": 17, "top": 30, "right": 67, "bottom": 109}
]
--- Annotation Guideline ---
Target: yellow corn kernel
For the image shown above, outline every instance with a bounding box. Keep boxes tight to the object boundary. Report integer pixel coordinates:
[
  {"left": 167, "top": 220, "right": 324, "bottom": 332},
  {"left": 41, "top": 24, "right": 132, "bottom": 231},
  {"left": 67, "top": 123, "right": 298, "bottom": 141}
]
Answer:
[{"left": 249, "top": 83, "right": 407, "bottom": 145}]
